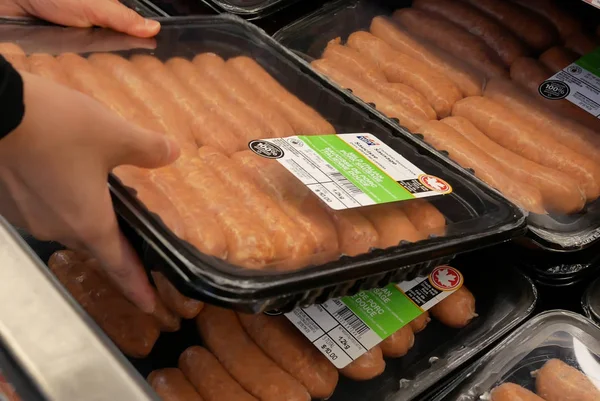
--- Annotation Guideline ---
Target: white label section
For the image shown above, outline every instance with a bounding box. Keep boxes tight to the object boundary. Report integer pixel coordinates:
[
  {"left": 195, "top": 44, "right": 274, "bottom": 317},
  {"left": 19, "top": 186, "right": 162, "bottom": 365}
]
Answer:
[
  {"left": 285, "top": 268, "right": 462, "bottom": 369},
  {"left": 544, "top": 64, "right": 600, "bottom": 118}
]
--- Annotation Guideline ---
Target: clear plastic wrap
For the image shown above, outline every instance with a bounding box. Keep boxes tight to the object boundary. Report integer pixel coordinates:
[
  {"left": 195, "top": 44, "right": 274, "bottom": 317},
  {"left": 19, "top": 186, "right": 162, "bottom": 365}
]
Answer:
[{"left": 432, "top": 310, "right": 600, "bottom": 401}]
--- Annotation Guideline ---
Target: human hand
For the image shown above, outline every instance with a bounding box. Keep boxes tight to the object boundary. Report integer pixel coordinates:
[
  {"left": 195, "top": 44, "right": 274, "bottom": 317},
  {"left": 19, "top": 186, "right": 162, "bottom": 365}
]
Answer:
[
  {"left": 0, "top": 71, "right": 180, "bottom": 312},
  {"left": 0, "top": 0, "right": 160, "bottom": 38}
]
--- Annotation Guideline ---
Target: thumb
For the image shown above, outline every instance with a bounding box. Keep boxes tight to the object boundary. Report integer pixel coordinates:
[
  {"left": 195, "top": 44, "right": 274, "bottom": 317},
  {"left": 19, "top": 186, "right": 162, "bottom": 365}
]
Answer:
[
  {"left": 109, "top": 122, "right": 181, "bottom": 169},
  {"left": 83, "top": 1, "right": 161, "bottom": 38}
]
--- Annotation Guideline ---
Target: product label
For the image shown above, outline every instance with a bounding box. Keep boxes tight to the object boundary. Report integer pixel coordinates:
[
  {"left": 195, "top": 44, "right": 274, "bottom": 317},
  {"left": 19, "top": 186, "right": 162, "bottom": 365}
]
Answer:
[
  {"left": 248, "top": 134, "right": 451, "bottom": 210},
  {"left": 285, "top": 266, "right": 463, "bottom": 368},
  {"left": 582, "top": 0, "right": 600, "bottom": 10},
  {"left": 539, "top": 48, "right": 600, "bottom": 118}
]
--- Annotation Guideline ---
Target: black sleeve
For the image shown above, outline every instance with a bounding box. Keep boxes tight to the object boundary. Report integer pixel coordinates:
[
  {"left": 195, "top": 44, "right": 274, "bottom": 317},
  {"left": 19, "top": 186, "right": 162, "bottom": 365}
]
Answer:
[{"left": 0, "top": 56, "right": 25, "bottom": 140}]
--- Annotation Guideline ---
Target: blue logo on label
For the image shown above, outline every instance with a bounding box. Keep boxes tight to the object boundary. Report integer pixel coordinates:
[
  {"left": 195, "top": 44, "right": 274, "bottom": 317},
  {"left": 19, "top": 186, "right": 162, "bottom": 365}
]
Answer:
[{"left": 357, "top": 135, "right": 379, "bottom": 146}]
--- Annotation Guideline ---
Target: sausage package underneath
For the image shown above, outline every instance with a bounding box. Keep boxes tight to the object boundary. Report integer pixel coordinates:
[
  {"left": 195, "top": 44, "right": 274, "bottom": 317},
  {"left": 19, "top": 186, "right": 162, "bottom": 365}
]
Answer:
[
  {"left": 432, "top": 310, "right": 600, "bottom": 401},
  {"left": 583, "top": 276, "right": 600, "bottom": 324},
  {"left": 0, "top": 15, "right": 525, "bottom": 311},
  {"left": 274, "top": 0, "right": 600, "bottom": 252}
]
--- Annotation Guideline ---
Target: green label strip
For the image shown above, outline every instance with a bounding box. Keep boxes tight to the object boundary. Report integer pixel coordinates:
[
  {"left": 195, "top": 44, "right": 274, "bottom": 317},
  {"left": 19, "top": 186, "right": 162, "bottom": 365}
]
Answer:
[
  {"left": 342, "top": 284, "right": 422, "bottom": 339},
  {"left": 576, "top": 47, "right": 600, "bottom": 78},
  {"left": 299, "top": 135, "right": 413, "bottom": 204}
]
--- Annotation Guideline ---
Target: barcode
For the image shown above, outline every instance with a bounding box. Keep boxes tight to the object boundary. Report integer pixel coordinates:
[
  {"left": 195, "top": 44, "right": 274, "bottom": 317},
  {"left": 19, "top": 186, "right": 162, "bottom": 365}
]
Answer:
[
  {"left": 330, "top": 172, "right": 364, "bottom": 196},
  {"left": 335, "top": 306, "right": 370, "bottom": 336}
]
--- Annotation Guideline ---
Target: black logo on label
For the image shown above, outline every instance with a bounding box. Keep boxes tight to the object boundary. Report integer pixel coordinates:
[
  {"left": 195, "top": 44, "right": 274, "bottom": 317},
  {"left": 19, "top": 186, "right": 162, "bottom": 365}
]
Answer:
[
  {"left": 248, "top": 140, "right": 284, "bottom": 159},
  {"left": 538, "top": 80, "right": 570, "bottom": 100},
  {"left": 568, "top": 65, "right": 583, "bottom": 75}
]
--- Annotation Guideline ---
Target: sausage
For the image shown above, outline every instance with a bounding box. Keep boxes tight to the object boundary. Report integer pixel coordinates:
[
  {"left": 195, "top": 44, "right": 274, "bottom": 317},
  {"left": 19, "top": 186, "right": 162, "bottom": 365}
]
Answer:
[
  {"left": 311, "top": 58, "right": 430, "bottom": 131},
  {"left": 510, "top": 0, "right": 581, "bottom": 40},
  {"left": 362, "top": 204, "right": 425, "bottom": 248},
  {"left": 179, "top": 346, "right": 257, "bottom": 401},
  {"left": 27, "top": 53, "right": 71, "bottom": 86},
  {"left": 166, "top": 56, "right": 266, "bottom": 146},
  {"left": 321, "top": 38, "right": 437, "bottom": 120},
  {"left": 88, "top": 53, "right": 198, "bottom": 156},
  {"left": 346, "top": 31, "right": 463, "bottom": 118},
  {"left": 380, "top": 325, "right": 415, "bottom": 358},
  {"left": 329, "top": 209, "right": 379, "bottom": 257},
  {"left": 197, "top": 147, "right": 314, "bottom": 270},
  {"left": 226, "top": 56, "right": 335, "bottom": 135},
  {"left": 510, "top": 57, "right": 600, "bottom": 131},
  {"left": 149, "top": 166, "right": 228, "bottom": 259},
  {"left": 462, "top": 0, "right": 558, "bottom": 51},
  {"left": 370, "top": 16, "right": 484, "bottom": 97},
  {"left": 151, "top": 271, "right": 203, "bottom": 319},
  {"left": 196, "top": 306, "right": 311, "bottom": 401},
  {"left": 0, "top": 42, "right": 28, "bottom": 71},
  {"left": 409, "top": 311, "right": 430, "bottom": 333},
  {"left": 452, "top": 96, "right": 600, "bottom": 201},
  {"left": 418, "top": 120, "right": 546, "bottom": 213},
  {"left": 192, "top": 53, "right": 294, "bottom": 139},
  {"left": 48, "top": 250, "right": 160, "bottom": 358},
  {"left": 151, "top": 290, "right": 181, "bottom": 332},
  {"left": 442, "top": 115, "right": 585, "bottom": 214},
  {"left": 539, "top": 46, "right": 579, "bottom": 72},
  {"left": 237, "top": 313, "right": 339, "bottom": 399},
  {"left": 490, "top": 382, "right": 546, "bottom": 401},
  {"left": 484, "top": 78, "right": 600, "bottom": 163},
  {"left": 339, "top": 346, "right": 385, "bottom": 381},
  {"left": 564, "top": 31, "right": 598, "bottom": 56},
  {"left": 412, "top": 0, "right": 529, "bottom": 66},
  {"left": 399, "top": 200, "right": 446, "bottom": 237},
  {"left": 392, "top": 8, "right": 507, "bottom": 78},
  {"left": 0, "top": 378, "right": 20, "bottom": 401},
  {"left": 231, "top": 151, "right": 339, "bottom": 265},
  {"left": 430, "top": 286, "right": 477, "bottom": 328},
  {"left": 57, "top": 53, "right": 152, "bottom": 128},
  {"left": 112, "top": 165, "right": 186, "bottom": 239},
  {"left": 322, "top": 37, "right": 387, "bottom": 85},
  {"left": 148, "top": 369, "right": 204, "bottom": 401},
  {"left": 130, "top": 55, "right": 242, "bottom": 155},
  {"left": 176, "top": 156, "right": 275, "bottom": 269},
  {"left": 536, "top": 359, "right": 600, "bottom": 401}
]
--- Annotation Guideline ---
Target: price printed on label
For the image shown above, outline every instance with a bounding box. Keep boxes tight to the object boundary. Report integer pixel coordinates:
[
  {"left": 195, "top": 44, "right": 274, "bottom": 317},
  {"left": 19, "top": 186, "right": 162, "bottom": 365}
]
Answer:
[
  {"left": 248, "top": 134, "right": 452, "bottom": 210},
  {"left": 285, "top": 266, "right": 463, "bottom": 368}
]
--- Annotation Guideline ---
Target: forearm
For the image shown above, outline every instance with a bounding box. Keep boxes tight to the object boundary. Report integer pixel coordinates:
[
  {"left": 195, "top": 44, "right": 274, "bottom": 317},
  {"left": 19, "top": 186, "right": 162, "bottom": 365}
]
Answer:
[{"left": 0, "top": 56, "right": 25, "bottom": 140}]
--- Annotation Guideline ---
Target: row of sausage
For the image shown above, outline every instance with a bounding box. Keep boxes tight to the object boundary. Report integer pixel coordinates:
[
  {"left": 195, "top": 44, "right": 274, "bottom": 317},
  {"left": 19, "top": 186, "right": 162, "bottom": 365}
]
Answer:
[
  {"left": 47, "top": 249, "right": 477, "bottom": 400},
  {"left": 148, "top": 290, "right": 476, "bottom": 401},
  {"left": 0, "top": 43, "right": 450, "bottom": 270},
  {"left": 489, "top": 359, "right": 600, "bottom": 401},
  {"left": 309, "top": 0, "right": 600, "bottom": 216}
]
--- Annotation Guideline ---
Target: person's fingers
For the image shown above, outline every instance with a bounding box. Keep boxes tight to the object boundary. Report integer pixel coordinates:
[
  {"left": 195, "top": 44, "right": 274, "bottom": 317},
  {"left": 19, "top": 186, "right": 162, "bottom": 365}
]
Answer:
[
  {"left": 107, "top": 121, "right": 180, "bottom": 169},
  {"left": 83, "top": 206, "right": 157, "bottom": 313},
  {"left": 82, "top": 1, "right": 161, "bottom": 38}
]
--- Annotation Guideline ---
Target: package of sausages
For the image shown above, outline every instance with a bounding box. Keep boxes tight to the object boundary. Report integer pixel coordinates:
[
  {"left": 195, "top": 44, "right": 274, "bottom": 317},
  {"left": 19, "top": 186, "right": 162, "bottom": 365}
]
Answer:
[
  {"left": 431, "top": 310, "right": 600, "bottom": 401},
  {"left": 583, "top": 276, "right": 600, "bottom": 325},
  {"left": 274, "top": 0, "right": 600, "bottom": 252},
  {"left": 124, "top": 253, "right": 536, "bottom": 401},
  {"left": 0, "top": 15, "right": 525, "bottom": 312}
]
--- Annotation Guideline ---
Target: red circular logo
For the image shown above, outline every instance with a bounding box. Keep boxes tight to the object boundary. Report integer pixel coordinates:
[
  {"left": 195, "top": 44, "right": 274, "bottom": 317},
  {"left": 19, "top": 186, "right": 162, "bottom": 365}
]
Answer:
[
  {"left": 429, "top": 266, "right": 463, "bottom": 291},
  {"left": 418, "top": 174, "right": 452, "bottom": 194}
]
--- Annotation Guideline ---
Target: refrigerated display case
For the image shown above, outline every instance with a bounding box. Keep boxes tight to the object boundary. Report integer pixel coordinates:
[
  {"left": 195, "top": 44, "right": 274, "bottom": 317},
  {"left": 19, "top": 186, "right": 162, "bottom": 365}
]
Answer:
[{"left": 0, "top": 217, "right": 159, "bottom": 401}]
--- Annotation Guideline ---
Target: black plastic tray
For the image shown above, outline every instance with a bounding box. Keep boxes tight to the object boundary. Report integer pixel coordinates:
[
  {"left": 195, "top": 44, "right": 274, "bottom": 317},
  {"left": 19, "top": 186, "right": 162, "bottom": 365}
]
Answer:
[
  {"left": 135, "top": 0, "right": 299, "bottom": 19},
  {"left": 17, "top": 232, "right": 538, "bottom": 401},
  {"left": 273, "top": 0, "right": 600, "bottom": 253},
  {"left": 2, "top": 15, "right": 526, "bottom": 313}
]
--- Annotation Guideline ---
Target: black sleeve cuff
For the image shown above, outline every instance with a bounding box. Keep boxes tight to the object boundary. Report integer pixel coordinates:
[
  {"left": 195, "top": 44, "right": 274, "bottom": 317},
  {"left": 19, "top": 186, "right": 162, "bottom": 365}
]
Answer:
[{"left": 0, "top": 56, "right": 25, "bottom": 140}]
